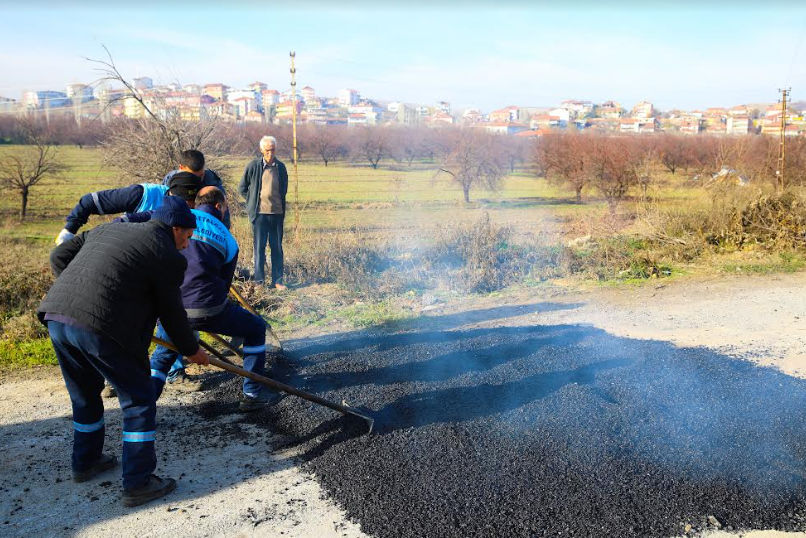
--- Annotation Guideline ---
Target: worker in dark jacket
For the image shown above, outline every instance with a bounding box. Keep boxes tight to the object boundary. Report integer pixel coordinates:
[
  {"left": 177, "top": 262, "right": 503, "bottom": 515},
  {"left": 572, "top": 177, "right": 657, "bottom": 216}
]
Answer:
[
  {"left": 238, "top": 135, "right": 288, "bottom": 289},
  {"left": 162, "top": 149, "right": 230, "bottom": 228},
  {"left": 54, "top": 172, "right": 202, "bottom": 245},
  {"left": 38, "top": 196, "right": 210, "bottom": 507},
  {"left": 148, "top": 188, "right": 272, "bottom": 412}
]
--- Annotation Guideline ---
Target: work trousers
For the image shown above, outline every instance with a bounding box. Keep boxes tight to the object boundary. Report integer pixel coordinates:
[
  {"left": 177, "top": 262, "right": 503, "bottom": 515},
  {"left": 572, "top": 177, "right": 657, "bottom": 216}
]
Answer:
[
  {"left": 48, "top": 321, "right": 156, "bottom": 490},
  {"left": 150, "top": 303, "right": 267, "bottom": 399},
  {"left": 252, "top": 213, "right": 284, "bottom": 286}
]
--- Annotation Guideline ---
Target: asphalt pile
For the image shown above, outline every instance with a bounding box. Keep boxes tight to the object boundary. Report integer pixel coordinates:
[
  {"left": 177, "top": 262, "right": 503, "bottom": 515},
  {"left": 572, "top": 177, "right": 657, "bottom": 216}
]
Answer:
[{"left": 198, "top": 324, "right": 806, "bottom": 537}]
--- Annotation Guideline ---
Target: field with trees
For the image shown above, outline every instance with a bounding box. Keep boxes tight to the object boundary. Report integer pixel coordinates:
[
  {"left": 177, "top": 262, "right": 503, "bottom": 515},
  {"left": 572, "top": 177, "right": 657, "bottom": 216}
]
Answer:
[{"left": 3, "top": 112, "right": 806, "bottom": 368}]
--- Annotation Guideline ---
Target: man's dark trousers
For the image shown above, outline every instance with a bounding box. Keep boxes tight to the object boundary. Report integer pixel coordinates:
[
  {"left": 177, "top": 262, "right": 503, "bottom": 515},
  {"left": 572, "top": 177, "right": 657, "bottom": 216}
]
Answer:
[
  {"left": 150, "top": 303, "right": 268, "bottom": 399},
  {"left": 48, "top": 320, "right": 156, "bottom": 490},
  {"left": 252, "top": 213, "right": 284, "bottom": 286}
]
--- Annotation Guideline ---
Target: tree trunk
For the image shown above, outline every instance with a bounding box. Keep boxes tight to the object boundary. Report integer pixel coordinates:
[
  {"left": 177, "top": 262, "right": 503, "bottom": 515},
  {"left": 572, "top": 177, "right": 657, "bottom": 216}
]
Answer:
[
  {"left": 575, "top": 186, "right": 582, "bottom": 203},
  {"left": 20, "top": 188, "right": 28, "bottom": 220},
  {"left": 463, "top": 184, "right": 471, "bottom": 203}
]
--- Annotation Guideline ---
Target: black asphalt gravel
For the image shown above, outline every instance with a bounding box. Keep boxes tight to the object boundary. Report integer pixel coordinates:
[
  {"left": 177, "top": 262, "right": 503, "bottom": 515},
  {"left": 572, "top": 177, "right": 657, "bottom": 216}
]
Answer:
[{"left": 197, "top": 322, "right": 806, "bottom": 537}]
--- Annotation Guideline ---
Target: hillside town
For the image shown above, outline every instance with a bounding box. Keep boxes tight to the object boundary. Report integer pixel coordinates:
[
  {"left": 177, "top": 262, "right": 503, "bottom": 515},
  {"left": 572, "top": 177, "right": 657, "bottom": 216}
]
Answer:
[{"left": 1, "top": 77, "right": 803, "bottom": 138}]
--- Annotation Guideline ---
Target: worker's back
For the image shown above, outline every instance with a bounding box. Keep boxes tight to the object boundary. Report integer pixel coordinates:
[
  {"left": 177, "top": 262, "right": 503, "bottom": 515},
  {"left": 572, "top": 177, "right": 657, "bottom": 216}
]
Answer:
[{"left": 38, "top": 220, "right": 188, "bottom": 360}]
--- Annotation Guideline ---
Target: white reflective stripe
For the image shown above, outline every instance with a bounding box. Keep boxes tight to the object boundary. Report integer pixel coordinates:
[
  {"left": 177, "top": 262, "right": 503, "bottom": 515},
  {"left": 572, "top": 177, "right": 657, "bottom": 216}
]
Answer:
[
  {"left": 150, "top": 369, "right": 167, "bottom": 382},
  {"left": 91, "top": 192, "right": 104, "bottom": 215},
  {"left": 122, "top": 431, "right": 156, "bottom": 443},
  {"left": 73, "top": 418, "right": 105, "bottom": 433},
  {"left": 242, "top": 345, "right": 266, "bottom": 354}
]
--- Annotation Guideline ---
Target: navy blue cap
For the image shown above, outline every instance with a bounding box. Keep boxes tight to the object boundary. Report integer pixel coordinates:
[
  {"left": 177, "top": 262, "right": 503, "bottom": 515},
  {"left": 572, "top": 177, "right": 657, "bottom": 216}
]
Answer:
[{"left": 153, "top": 196, "right": 197, "bottom": 229}]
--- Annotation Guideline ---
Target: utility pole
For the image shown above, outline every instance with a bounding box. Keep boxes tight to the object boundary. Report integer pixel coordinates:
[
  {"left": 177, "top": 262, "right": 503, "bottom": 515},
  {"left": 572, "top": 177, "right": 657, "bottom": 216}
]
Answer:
[
  {"left": 776, "top": 87, "right": 790, "bottom": 192},
  {"left": 290, "top": 51, "right": 300, "bottom": 245}
]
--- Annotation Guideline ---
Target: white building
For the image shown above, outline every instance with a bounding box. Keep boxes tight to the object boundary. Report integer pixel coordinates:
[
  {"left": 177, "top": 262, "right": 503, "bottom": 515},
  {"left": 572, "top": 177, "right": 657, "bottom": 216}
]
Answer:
[
  {"left": 727, "top": 116, "right": 751, "bottom": 135},
  {"left": 133, "top": 77, "right": 153, "bottom": 90},
  {"left": 348, "top": 102, "right": 383, "bottom": 115},
  {"left": 66, "top": 83, "right": 94, "bottom": 103},
  {"left": 262, "top": 89, "right": 280, "bottom": 107},
  {"left": 631, "top": 100, "right": 654, "bottom": 119},
  {"left": 301, "top": 86, "right": 316, "bottom": 102},
  {"left": 548, "top": 108, "right": 571, "bottom": 123},
  {"left": 387, "top": 101, "right": 402, "bottom": 113},
  {"left": 560, "top": 100, "right": 594, "bottom": 118},
  {"left": 338, "top": 88, "right": 360, "bottom": 106},
  {"left": 22, "top": 90, "right": 69, "bottom": 109},
  {"left": 228, "top": 89, "right": 259, "bottom": 106}
]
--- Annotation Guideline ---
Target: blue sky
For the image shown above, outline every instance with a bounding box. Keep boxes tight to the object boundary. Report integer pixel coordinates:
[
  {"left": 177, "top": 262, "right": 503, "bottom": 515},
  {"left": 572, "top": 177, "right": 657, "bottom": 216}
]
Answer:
[{"left": 2, "top": 2, "right": 806, "bottom": 111}]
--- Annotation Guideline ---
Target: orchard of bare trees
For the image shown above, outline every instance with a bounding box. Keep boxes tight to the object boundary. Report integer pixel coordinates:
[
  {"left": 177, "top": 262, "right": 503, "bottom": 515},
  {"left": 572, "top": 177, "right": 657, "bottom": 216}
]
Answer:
[{"left": 535, "top": 131, "right": 806, "bottom": 209}]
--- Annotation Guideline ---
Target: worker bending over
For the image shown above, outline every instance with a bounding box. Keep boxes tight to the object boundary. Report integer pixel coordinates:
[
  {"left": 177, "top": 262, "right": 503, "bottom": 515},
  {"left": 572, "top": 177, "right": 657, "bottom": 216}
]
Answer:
[{"left": 38, "top": 197, "right": 209, "bottom": 507}]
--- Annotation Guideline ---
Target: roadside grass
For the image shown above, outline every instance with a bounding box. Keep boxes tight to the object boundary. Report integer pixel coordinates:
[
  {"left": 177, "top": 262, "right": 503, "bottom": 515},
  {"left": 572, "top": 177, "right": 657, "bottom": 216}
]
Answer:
[
  {"left": 720, "top": 251, "right": 806, "bottom": 275},
  {"left": 0, "top": 338, "right": 57, "bottom": 368},
  {"left": 334, "top": 300, "right": 415, "bottom": 328}
]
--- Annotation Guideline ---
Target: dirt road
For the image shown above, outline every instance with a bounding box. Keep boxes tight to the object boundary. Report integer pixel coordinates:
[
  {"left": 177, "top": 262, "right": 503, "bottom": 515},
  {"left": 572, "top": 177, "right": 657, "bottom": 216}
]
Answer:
[{"left": 3, "top": 273, "right": 806, "bottom": 537}]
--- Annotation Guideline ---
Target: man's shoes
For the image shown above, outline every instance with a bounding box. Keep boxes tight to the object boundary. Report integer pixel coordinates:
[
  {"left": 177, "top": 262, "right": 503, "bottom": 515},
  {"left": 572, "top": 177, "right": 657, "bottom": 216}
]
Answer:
[
  {"left": 73, "top": 453, "right": 118, "bottom": 483},
  {"left": 167, "top": 371, "right": 202, "bottom": 392},
  {"left": 121, "top": 474, "right": 177, "bottom": 507},
  {"left": 238, "top": 393, "right": 270, "bottom": 412},
  {"left": 101, "top": 384, "right": 117, "bottom": 399}
]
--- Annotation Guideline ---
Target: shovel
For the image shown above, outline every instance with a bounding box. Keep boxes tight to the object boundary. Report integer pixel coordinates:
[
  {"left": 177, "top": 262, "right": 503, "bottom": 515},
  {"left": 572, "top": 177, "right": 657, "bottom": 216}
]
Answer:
[{"left": 151, "top": 336, "right": 374, "bottom": 434}]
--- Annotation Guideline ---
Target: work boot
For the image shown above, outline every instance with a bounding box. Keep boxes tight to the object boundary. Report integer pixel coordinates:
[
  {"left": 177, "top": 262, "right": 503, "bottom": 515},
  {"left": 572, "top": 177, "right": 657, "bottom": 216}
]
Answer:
[
  {"left": 73, "top": 453, "right": 118, "bottom": 483},
  {"left": 121, "top": 474, "right": 177, "bottom": 507},
  {"left": 238, "top": 393, "right": 269, "bottom": 412},
  {"left": 167, "top": 371, "right": 202, "bottom": 392},
  {"left": 101, "top": 383, "right": 117, "bottom": 399}
]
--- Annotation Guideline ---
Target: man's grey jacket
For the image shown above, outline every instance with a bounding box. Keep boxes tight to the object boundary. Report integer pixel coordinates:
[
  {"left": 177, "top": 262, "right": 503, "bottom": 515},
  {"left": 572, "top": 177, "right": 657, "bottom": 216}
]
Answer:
[{"left": 238, "top": 157, "right": 288, "bottom": 223}]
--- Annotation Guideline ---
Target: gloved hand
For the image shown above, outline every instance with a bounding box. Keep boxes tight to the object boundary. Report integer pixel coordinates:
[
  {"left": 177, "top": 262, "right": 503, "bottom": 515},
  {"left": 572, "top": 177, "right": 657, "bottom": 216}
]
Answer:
[{"left": 55, "top": 228, "right": 75, "bottom": 245}]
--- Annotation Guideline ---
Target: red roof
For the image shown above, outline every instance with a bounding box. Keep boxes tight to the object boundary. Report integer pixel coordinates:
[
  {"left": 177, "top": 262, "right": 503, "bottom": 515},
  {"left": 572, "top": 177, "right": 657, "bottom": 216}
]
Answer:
[{"left": 515, "top": 130, "right": 544, "bottom": 137}]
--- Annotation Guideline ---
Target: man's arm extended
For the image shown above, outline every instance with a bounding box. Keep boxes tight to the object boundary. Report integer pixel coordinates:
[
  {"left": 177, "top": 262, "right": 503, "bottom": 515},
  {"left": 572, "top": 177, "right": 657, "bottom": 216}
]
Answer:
[{"left": 64, "top": 184, "right": 145, "bottom": 234}]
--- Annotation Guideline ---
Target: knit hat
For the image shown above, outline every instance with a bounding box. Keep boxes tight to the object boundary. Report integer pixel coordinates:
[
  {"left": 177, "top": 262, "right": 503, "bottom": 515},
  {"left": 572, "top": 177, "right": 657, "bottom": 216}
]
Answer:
[
  {"left": 167, "top": 171, "right": 202, "bottom": 202},
  {"left": 153, "top": 195, "right": 197, "bottom": 229}
]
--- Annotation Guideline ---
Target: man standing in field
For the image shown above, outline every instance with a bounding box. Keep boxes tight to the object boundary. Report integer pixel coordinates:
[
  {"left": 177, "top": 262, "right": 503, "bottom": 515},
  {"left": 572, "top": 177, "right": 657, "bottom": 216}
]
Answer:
[
  {"left": 238, "top": 136, "right": 288, "bottom": 289},
  {"left": 38, "top": 196, "right": 209, "bottom": 507}
]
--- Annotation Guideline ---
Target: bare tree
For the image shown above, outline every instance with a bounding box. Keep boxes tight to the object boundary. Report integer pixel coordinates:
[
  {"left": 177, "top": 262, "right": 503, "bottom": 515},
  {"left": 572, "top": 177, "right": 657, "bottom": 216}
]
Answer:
[
  {"left": 657, "top": 134, "right": 689, "bottom": 175},
  {"left": 353, "top": 127, "right": 390, "bottom": 169},
  {"left": 435, "top": 130, "right": 505, "bottom": 203},
  {"left": 390, "top": 127, "right": 427, "bottom": 167},
  {"left": 588, "top": 136, "right": 640, "bottom": 211},
  {"left": 632, "top": 143, "right": 658, "bottom": 201},
  {"left": 535, "top": 132, "right": 590, "bottom": 202},
  {"left": 494, "top": 136, "right": 528, "bottom": 173},
  {"left": 307, "top": 125, "right": 346, "bottom": 166},
  {"left": 0, "top": 119, "right": 66, "bottom": 219},
  {"left": 87, "top": 47, "right": 236, "bottom": 184}
]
